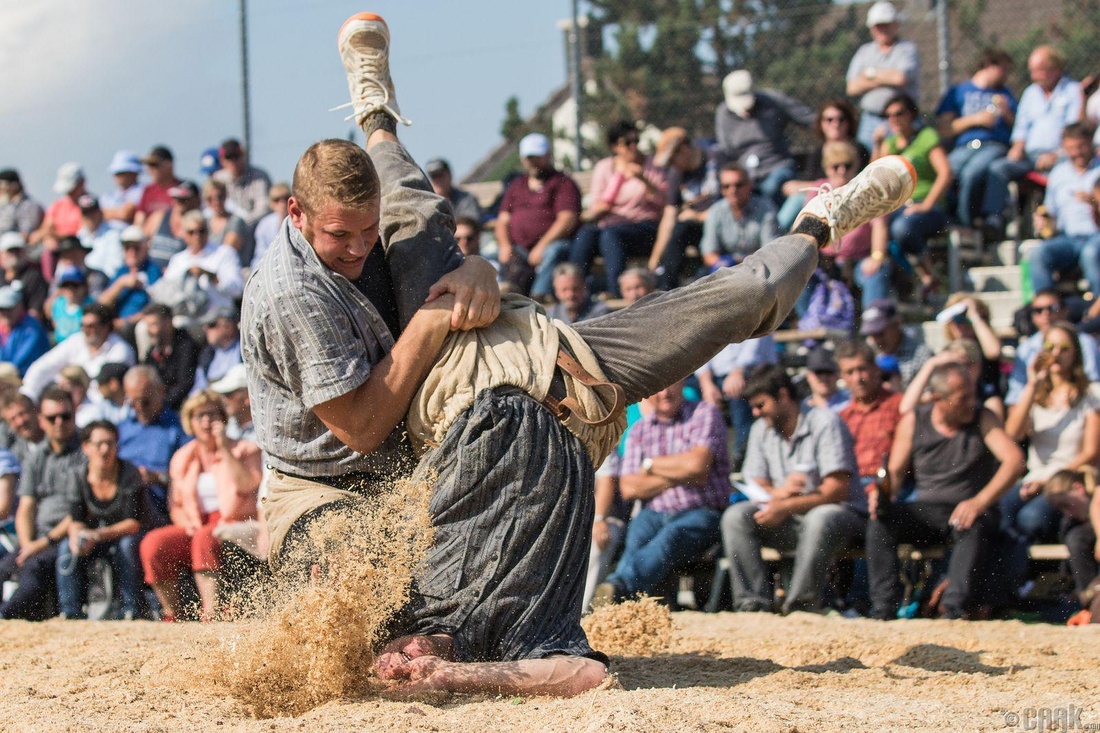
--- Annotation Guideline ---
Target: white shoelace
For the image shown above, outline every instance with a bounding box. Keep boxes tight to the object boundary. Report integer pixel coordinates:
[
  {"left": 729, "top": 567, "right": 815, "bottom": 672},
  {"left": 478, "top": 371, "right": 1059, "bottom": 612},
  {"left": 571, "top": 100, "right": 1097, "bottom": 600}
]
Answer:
[{"left": 330, "top": 54, "right": 411, "bottom": 126}]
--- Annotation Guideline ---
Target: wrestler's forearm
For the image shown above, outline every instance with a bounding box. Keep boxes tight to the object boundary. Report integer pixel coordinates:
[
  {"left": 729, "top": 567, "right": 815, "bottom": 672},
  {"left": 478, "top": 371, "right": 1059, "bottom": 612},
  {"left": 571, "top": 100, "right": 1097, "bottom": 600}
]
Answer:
[
  {"left": 421, "top": 657, "right": 609, "bottom": 698},
  {"left": 313, "top": 305, "right": 453, "bottom": 455}
]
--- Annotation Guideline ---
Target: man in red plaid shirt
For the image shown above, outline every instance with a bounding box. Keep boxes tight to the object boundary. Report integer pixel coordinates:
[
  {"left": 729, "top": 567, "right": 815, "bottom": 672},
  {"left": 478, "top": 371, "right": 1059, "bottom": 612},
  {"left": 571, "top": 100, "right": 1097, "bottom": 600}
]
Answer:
[{"left": 836, "top": 339, "right": 904, "bottom": 490}]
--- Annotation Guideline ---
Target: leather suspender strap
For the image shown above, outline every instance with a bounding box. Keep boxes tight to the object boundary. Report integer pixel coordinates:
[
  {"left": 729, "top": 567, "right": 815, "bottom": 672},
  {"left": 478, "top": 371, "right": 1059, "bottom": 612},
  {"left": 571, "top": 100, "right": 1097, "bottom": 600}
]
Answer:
[{"left": 542, "top": 348, "right": 626, "bottom": 427}]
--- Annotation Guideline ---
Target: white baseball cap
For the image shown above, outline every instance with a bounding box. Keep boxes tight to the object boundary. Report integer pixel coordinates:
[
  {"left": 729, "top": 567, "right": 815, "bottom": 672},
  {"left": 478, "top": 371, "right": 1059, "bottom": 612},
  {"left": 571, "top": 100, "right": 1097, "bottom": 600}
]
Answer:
[
  {"left": 723, "top": 70, "right": 755, "bottom": 116},
  {"left": 866, "top": 1, "right": 899, "bottom": 27},
  {"left": 519, "top": 133, "right": 551, "bottom": 158}
]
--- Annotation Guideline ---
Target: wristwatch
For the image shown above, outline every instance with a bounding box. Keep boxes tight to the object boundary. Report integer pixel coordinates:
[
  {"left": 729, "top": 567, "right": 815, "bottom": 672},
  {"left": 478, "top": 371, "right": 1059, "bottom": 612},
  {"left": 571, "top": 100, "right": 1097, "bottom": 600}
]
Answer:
[{"left": 642, "top": 457, "right": 654, "bottom": 475}]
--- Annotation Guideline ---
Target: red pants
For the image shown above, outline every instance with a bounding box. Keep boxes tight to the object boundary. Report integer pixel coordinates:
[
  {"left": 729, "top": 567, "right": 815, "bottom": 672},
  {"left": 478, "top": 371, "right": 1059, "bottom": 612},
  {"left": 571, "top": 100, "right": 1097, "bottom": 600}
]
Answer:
[{"left": 140, "top": 512, "right": 222, "bottom": 584}]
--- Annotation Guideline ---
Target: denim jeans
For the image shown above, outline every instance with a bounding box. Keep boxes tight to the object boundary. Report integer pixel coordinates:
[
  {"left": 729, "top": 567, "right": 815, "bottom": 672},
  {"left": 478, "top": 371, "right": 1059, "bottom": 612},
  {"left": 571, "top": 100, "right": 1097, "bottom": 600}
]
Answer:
[
  {"left": 981, "top": 155, "right": 1036, "bottom": 223},
  {"left": 722, "top": 501, "right": 866, "bottom": 612},
  {"left": 756, "top": 164, "right": 797, "bottom": 207},
  {"left": 0, "top": 543, "right": 59, "bottom": 620},
  {"left": 1027, "top": 233, "right": 1100, "bottom": 295},
  {"left": 853, "top": 256, "right": 891, "bottom": 307},
  {"left": 856, "top": 112, "right": 888, "bottom": 152},
  {"left": 56, "top": 534, "right": 141, "bottom": 619},
  {"left": 947, "top": 142, "right": 1008, "bottom": 226},
  {"left": 889, "top": 206, "right": 948, "bottom": 257},
  {"left": 570, "top": 221, "right": 660, "bottom": 296},
  {"left": 999, "top": 484, "right": 1060, "bottom": 541},
  {"left": 525, "top": 239, "right": 572, "bottom": 299},
  {"left": 606, "top": 506, "right": 721, "bottom": 596}
]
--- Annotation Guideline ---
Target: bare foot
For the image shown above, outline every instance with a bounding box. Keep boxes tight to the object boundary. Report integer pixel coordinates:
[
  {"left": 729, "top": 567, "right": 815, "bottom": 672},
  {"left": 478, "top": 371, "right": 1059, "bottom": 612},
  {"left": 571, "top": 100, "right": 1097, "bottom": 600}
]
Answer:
[{"left": 375, "top": 634, "right": 455, "bottom": 680}]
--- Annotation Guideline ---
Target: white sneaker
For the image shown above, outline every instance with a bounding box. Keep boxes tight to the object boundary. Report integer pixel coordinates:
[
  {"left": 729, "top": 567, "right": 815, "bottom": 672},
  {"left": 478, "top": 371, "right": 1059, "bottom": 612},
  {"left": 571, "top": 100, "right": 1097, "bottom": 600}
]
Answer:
[
  {"left": 796, "top": 155, "right": 916, "bottom": 246},
  {"left": 333, "top": 12, "right": 411, "bottom": 127}
]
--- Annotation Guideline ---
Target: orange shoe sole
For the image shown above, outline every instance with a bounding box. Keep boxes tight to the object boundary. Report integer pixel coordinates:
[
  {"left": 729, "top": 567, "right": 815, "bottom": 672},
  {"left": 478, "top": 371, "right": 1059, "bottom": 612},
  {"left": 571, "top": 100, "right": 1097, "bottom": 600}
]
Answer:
[{"left": 338, "top": 12, "right": 387, "bottom": 45}]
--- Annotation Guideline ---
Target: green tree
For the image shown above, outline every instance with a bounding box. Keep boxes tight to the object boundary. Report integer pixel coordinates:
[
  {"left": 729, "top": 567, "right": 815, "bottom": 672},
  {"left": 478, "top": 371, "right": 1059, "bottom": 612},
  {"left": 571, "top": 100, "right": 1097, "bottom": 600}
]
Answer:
[{"left": 500, "top": 96, "right": 525, "bottom": 142}]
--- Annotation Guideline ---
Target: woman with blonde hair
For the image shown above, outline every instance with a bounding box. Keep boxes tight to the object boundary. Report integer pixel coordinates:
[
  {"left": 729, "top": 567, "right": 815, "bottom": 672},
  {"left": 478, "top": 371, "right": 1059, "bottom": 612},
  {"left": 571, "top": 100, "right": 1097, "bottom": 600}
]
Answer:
[
  {"left": 1004, "top": 322, "right": 1100, "bottom": 548},
  {"left": 139, "top": 390, "right": 262, "bottom": 621}
]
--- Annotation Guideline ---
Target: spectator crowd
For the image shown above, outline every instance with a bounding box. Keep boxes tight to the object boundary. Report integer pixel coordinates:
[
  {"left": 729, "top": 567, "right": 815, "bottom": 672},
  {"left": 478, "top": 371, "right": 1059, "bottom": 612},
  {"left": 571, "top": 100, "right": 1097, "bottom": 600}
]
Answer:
[{"left": 3, "top": 0, "right": 1100, "bottom": 625}]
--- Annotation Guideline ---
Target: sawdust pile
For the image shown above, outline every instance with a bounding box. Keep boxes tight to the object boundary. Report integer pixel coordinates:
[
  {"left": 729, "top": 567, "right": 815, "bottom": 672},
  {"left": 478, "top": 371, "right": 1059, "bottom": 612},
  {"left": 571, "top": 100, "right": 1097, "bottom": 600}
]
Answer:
[
  {"left": 582, "top": 596, "right": 673, "bottom": 657},
  {"left": 209, "top": 477, "right": 434, "bottom": 718}
]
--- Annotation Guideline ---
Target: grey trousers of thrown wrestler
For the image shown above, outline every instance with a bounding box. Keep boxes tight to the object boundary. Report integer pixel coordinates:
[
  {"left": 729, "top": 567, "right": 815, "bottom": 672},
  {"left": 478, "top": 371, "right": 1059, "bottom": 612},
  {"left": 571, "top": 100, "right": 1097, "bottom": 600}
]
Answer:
[{"left": 309, "top": 139, "right": 819, "bottom": 662}]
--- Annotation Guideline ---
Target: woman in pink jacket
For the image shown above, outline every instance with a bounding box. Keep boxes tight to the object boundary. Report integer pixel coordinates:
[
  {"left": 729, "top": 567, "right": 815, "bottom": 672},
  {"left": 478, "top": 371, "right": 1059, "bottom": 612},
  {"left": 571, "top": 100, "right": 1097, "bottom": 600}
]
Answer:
[{"left": 139, "top": 390, "right": 262, "bottom": 621}]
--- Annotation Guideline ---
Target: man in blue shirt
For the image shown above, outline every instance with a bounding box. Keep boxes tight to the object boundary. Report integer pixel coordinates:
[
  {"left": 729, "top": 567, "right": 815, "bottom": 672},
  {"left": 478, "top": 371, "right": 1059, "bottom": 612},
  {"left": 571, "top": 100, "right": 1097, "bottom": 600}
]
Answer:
[
  {"left": 935, "top": 48, "right": 1017, "bottom": 227},
  {"left": 117, "top": 365, "right": 189, "bottom": 525},
  {"left": 0, "top": 284, "right": 49, "bottom": 375},
  {"left": 98, "top": 225, "right": 162, "bottom": 333},
  {"left": 1027, "top": 124, "right": 1100, "bottom": 296},
  {"left": 982, "top": 46, "right": 1081, "bottom": 234}
]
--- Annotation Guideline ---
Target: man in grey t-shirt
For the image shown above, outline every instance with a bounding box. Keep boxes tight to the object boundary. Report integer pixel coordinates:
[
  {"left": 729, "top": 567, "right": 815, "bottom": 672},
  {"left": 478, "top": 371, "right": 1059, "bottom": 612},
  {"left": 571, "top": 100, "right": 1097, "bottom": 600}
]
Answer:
[
  {"left": 0, "top": 387, "right": 83, "bottom": 620},
  {"left": 846, "top": 1, "right": 921, "bottom": 150}
]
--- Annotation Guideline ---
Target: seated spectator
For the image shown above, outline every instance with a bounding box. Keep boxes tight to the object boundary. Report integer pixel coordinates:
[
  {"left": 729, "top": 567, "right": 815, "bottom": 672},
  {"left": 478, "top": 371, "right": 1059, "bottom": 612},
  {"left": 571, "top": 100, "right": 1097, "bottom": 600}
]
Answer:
[
  {"left": 136, "top": 146, "right": 182, "bottom": 226},
  {"left": 1002, "top": 322, "right": 1099, "bottom": 546},
  {"left": 0, "top": 169, "right": 44, "bottom": 238},
  {"left": 49, "top": 270, "right": 93, "bottom": 342},
  {"left": 570, "top": 121, "right": 667, "bottom": 297},
  {"left": 56, "top": 366, "right": 92, "bottom": 423},
  {"left": 0, "top": 387, "right": 84, "bottom": 620},
  {"left": 982, "top": 46, "right": 1081, "bottom": 236},
  {"left": 77, "top": 195, "right": 125, "bottom": 278},
  {"left": 145, "top": 180, "right": 201, "bottom": 270},
  {"left": 494, "top": 133, "right": 580, "bottom": 298},
  {"left": 722, "top": 365, "right": 863, "bottom": 614},
  {"left": 51, "top": 235, "right": 108, "bottom": 299},
  {"left": 0, "top": 231, "right": 49, "bottom": 321},
  {"left": 141, "top": 304, "right": 200, "bottom": 409},
  {"left": 875, "top": 93, "right": 952, "bottom": 299},
  {"left": 1007, "top": 289, "right": 1100, "bottom": 404},
  {"left": 454, "top": 217, "right": 484, "bottom": 258},
  {"left": 0, "top": 447, "right": 19, "bottom": 566},
  {"left": 778, "top": 99, "right": 871, "bottom": 229},
  {"left": 118, "top": 366, "right": 189, "bottom": 526},
  {"left": 618, "top": 267, "right": 656, "bottom": 304},
  {"left": 100, "top": 151, "right": 145, "bottom": 225},
  {"left": 837, "top": 339, "right": 905, "bottom": 492},
  {"left": 98, "top": 225, "right": 162, "bottom": 332},
  {"left": 648, "top": 127, "right": 719, "bottom": 289},
  {"left": 700, "top": 163, "right": 778, "bottom": 271},
  {"left": 846, "top": 1, "right": 921, "bottom": 150},
  {"left": 868, "top": 363, "right": 1024, "bottom": 619},
  {"left": 804, "top": 142, "right": 890, "bottom": 308},
  {"left": 714, "top": 69, "right": 814, "bottom": 204},
  {"left": 544, "top": 263, "right": 610, "bottom": 325},
  {"left": 940, "top": 293, "right": 1003, "bottom": 384},
  {"left": 0, "top": 284, "right": 50, "bottom": 376},
  {"left": 21, "top": 303, "right": 135, "bottom": 400},
  {"left": 202, "top": 179, "right": 252, "bottom": 267},
  {"left": 250, "top": 182, "right": 290, "bottom": 268},
  {"left": 861, "top": 299, "right": 933, "bottom": 386},
  {"left": 210, "top": 364, "right": 254, "bottom": 441},
  {"left": 903, "top": 339, "right": 1006, "bottom": 422},
  {"left": 802, "top": 346, "right": 851, "bottom": 412},
  {"left": 935, "top": 48, "right": 1017, "bottom": 229},
  {"left": 0, "top": 392, "right": 45, "bottom": 467},
  {"left": 594, "top": 380, "right": 729, "bottom": 604},
  {"left": 1041, "top": 469, "right": 1100, "bottom": 598},
  {"left": 77, "top": 362, "right": 132, "bottom": 427},
  {"left": 30, "top": 162, "right": 88, "bottom": 279},
  {"left": 139, "top": 390, "right": 261, "bottom": 621},
  {"left": 56, "top": 420, "right": 145, "bottom": 620},
  {"left": 424, "top": 157, "right": 481, "bottom": 223},
  {"left": 697, "top": 336, "right": 778, "bottom": 470},
  {"left": 1027, "top": 124, "right": 1100, "bottom": 297},
  {"left": 212, "top": 138, "right": 271, "bottom": 230},
  {"left": 161, "top": 210, "right": 244, "bottom": 316}
]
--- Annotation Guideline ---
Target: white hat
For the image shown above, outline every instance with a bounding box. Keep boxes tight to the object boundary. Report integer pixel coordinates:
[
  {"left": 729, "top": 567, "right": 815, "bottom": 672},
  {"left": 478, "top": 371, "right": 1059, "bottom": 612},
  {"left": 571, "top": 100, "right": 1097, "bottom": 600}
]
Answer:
[
  {"left": 0, "top": 232, "right": 26, "bottom": 251},
  {"left": 723, "top": 70, "right": 755, "bottom": 117},
  {"left": 53, "top": 162, "right": 85, "bottom": 195},
  {"left": 210, "top": 363, "right": 249, "bottom": 394},
  {"left": 108, "top": 150, "right": 142, "bottom": 175},
  {"left": 0, "top": 285, "right": 20, "bottom": 310},
  {"left": 120, "top": 225, "right": 145, "bottom": 244},
  {"left": 866, "top": 1, "right": 899, "bottom": 27},
  {"left": 518, "top": 133, "right": 551, "bottom": 158}
]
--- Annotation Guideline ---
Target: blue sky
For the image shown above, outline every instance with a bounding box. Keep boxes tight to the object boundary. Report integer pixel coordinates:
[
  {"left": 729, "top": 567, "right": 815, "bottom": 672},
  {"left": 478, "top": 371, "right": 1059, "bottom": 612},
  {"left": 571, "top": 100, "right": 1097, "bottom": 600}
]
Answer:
[{"left": 0, "top": 0, "right": 569, "bottom": 201}]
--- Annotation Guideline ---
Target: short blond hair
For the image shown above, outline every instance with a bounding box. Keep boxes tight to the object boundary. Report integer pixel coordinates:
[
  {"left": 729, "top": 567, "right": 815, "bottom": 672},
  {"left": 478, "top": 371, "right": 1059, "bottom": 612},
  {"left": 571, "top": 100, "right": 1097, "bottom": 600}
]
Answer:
[
  {"left": 292, "top": 139, "right": 380, "bottom": 215},
  {"left": 179, "top": 389, "right": 228, "bottom": 436}
]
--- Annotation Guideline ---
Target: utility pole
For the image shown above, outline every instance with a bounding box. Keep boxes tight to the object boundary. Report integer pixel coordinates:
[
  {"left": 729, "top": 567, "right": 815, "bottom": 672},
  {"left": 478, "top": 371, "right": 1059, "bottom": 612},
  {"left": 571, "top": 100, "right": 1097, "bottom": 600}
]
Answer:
[
  {"left": 239, "top": 0, "right": 252, "bottom": 153},
  {"left": 571, "top": 0, "right": 584, "bottom": 170}
]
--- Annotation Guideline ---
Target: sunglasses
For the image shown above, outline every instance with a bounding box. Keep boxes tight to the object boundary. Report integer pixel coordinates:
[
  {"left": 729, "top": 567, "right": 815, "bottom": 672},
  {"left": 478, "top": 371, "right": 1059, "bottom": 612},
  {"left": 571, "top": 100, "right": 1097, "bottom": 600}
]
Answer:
[
  {"left": 1043, "top": 341, "right": 1073, "bottom": 353},
  {"left": 42, "top": 412, "right": 73, "bottom": 423},
  {"left": 617, "top": 137, "right": 640, "bottom": 146},
  {"left": 1031, "top": 305, "right": 1060, "bottom": 315},
  {"left": 184, "top": 228, "right": 207, "bottom": 236},
  {"left": 827, "top": 162, "right": 855, "bottom": 171},
  {"left": 721, "top": 181, "right": 750, "bottom": 190},
  {"left": 885, "top": 109, "right": 910, "bottom": 119}
]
